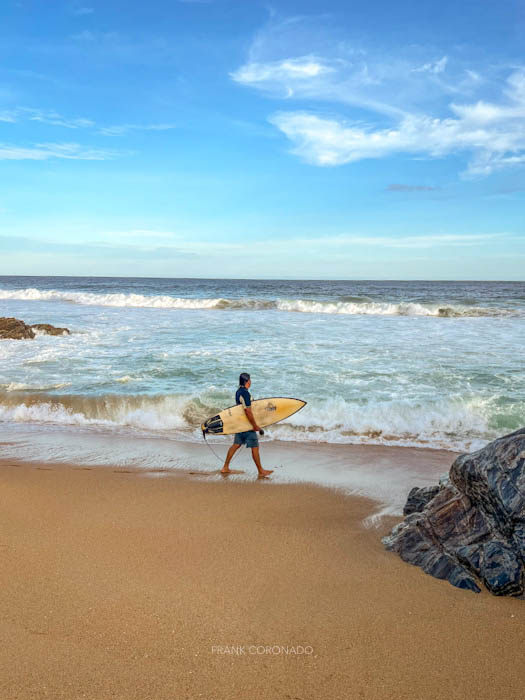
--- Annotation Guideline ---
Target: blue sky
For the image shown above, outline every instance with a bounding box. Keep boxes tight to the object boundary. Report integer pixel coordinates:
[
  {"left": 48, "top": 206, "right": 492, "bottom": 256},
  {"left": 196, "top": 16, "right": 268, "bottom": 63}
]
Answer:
[{"left": 1, "top": 0, "right": 524, "bottom": 279}]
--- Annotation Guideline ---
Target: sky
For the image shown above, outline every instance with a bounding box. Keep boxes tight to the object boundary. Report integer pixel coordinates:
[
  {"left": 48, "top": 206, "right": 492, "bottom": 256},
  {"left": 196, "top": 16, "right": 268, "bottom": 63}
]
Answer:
[{"left": 0, "top": 0, "right": 524, "bottom": 280}]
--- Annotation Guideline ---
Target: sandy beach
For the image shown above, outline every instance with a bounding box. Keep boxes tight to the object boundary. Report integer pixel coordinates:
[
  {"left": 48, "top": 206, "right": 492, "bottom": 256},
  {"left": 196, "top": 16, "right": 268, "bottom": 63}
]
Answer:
[
  {"left": 2, "top": 0, "right": 524, "bottom": 690},
  {"left": 1, "top": 453, "right": 523, "bottom": 700}
]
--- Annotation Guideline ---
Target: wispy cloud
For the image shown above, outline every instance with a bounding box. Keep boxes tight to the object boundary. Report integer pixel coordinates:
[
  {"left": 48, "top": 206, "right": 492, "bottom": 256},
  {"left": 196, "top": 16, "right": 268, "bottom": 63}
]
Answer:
[
  {"left": 22, "top": 108, "right": 95, "bottom": 129},
  {"left": 0, "top": 235, "right": 194, "bottom": 260},
  {"left": 231, "top": 17, "right": 482, "bottom": 114},
  {"left": 331, "top": 233, "right": 499, "bottom": 248},
  {"left": 98, "top": 123, "right": 176, "bottom": 136},
  {"left": 232, "top": 15, "right": 525, "bottom": 177},
  {"left": 132, "top": 231, "right": 506, "bottom": 254},
  {"left": 233, "top": 232, "right": 504, "bottom": 251},
  {"left": 0, "top": 142, "right": 123, "bottom": 161},
  {"left": 232, "top": 53, "right": 407, "bottom": 118},
  {"left": 387, "top": 184, "right": 439, "bottom": 192},
  {"left": 232, "top": 56, "right": 335, "bottom": 86},
  {"left": 1, "top": 107, "right": 175, "bottom": 139},
  {"left": 98, "top": 229, "right": 180, "bottom": 240},
  {"left": 267, "top": 69, "right": 525, "bottom": 175},
  {"left": 412, "top": 56, "right": 448, "bottom": 75},
  {"left": 0, "top": 111, "right": 17, "bottom": 123},
  {"left": 3, "top": 107, "right": 95, "bottom": 129}
]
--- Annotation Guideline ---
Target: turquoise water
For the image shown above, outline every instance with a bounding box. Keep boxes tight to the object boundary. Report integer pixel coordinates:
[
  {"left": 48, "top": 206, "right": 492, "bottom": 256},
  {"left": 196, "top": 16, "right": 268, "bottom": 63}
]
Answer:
[{"left": 0, "top": 276, "right": 524, "bottom": 454}]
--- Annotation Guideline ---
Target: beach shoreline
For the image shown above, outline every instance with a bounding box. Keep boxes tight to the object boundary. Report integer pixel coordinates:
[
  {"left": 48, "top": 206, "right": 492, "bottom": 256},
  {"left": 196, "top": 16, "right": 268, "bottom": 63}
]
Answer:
[
  {"left": 0, "top": 426, "right": 461, "bottom": 520},
  {"left": 1, "top": 456, "right": 523, "bottom": 700}
]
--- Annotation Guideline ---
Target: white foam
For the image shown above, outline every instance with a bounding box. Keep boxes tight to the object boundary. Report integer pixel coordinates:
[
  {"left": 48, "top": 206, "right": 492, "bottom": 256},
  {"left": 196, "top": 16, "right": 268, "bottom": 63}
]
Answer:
[
  {"left": 0, "top": 390, "right": 512, "bottom": 452},
  {"left": 2, "top": 381, "right": 72, "bottom": 392},
  {"left": 0, "top": 287, "right": 514, "bottom": 317},
  {"left": 268, "top": 395, "right": 496, "bottom": 452},
  {"left": 277, "top": 299, "right": 434, "bottom": 315},
  {"left": 115, "top": 375, "right": 143, "bottom": 383},
  {"left": 0, "top": 394, "right": 190, "bottom": 431}
]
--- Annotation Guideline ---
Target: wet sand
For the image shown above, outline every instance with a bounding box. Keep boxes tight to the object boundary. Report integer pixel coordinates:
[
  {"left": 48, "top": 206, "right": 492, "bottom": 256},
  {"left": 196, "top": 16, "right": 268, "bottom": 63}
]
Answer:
[
  {"left": 0, "top": 457, "right": 523, "bottom": 700},
  {"left": 0, "top": 423, "right": 461, "bottom": 518}
]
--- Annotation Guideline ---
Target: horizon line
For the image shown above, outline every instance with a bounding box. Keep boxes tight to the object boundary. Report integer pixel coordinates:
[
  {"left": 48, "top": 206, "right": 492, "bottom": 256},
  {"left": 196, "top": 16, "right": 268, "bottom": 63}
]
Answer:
[{"left": 0, "top": 274, "right": 524, "bottom": 283}]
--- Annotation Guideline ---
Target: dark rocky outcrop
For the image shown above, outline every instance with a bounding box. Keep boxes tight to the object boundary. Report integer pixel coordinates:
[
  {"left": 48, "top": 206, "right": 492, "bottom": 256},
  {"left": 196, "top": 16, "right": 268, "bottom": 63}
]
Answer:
[
  {"left": 0, "top": 317, "right": 35, "bottom": 339},
  {"left": 383, "top": 428, "right": 525, "bottom": 596},
  {"left": 0, "top": 317, "right": 70, "bottom": 339},
  {"left": 403, "top": 485, "right": 440, "bottom": 515},
  {"left": 31, "top": 323, "right": 70, "bottom": 336}
]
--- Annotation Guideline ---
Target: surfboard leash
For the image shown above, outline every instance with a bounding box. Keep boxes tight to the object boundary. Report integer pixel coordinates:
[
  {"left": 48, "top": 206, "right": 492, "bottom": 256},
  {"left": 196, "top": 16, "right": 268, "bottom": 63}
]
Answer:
[{"left": 202, "top": 430, "right": 240, "bottom": 465}]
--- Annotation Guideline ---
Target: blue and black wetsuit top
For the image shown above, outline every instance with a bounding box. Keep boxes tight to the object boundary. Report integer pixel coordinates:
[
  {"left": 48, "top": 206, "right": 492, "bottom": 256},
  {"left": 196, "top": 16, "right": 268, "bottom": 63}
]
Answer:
[{"left": 235, "top": 386, "right": 252, "bottom": 409}]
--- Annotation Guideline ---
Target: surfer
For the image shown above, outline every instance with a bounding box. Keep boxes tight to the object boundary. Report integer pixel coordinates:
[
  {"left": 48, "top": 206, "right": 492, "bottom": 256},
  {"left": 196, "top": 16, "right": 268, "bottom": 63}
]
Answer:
[{"left": 221, "top": 373, "right": 274, "bottom": 477}]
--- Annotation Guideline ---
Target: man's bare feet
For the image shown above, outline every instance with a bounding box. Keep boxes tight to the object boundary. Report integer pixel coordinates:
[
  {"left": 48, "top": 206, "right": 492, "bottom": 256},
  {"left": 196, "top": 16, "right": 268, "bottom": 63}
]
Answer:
[
  {"left": 257, "top": 469, "right": 273, "bottom": 478},
  {"left": 220, "top": 469, "right": 232, "bottom": 475}
]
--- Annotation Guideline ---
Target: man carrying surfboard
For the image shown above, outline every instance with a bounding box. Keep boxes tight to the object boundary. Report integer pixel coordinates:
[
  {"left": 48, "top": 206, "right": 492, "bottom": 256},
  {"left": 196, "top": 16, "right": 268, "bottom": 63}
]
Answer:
[{"left": 221, "top": 373, "right": 274, "bottom": 477}]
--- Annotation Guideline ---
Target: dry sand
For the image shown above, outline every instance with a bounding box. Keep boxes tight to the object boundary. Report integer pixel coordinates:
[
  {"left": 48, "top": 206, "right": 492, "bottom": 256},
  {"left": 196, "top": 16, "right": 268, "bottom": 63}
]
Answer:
[{"left": 0, "top": 458, "right": 523, "bottom": 700}]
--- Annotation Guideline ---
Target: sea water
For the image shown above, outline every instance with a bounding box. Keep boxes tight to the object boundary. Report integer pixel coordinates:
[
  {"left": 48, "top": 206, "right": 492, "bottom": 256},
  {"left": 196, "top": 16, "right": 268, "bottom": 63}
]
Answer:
[{"left": 0, "top": 276, "right": 524, "bottom": 466}]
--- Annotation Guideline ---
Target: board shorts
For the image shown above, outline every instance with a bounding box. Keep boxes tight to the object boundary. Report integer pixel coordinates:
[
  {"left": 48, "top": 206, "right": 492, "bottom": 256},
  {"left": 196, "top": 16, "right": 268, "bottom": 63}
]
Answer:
[{"left": 234, "top": 430, "right": 259, "bottom": 448}]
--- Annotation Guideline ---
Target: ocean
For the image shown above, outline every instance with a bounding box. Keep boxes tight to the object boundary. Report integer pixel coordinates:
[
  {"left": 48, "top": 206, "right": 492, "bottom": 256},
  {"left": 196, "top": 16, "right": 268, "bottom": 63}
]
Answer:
[{"left": 0, "top": 276, "right": 524, "bottom": 475}]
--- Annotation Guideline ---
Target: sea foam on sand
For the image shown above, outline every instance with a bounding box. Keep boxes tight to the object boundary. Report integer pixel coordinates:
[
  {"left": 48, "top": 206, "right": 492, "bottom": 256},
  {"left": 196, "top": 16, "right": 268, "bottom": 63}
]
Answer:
[{"left": 0, "top": 423, "right": 457, "bottom": 521}]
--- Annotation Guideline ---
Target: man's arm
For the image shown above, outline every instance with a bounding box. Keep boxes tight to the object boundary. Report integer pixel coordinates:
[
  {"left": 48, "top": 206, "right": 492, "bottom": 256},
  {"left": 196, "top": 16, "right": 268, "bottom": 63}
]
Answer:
[{"left": 244, "top": 406, "right": 260, "bottom": 432}]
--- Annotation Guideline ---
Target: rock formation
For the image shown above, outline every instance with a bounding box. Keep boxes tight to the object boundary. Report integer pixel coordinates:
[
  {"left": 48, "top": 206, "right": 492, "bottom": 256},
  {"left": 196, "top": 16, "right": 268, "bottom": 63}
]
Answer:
[
  {"left": 383, "top": 428, "right": 525, "bottom": 596},
  {"left": 0, "top": 317, "right": 70, "bottom": 339},
  {"left": 0, "top": 317, "right": 35, "bottom": 339},
  {"left": 31, "top": 323, "right": 70, "bottom": 336}
]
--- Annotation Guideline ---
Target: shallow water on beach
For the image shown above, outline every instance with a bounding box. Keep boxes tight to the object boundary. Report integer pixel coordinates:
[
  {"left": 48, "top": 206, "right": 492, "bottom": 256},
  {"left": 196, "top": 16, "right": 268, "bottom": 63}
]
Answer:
[
  {"left": 0, "top": 423, "right": 457, "bottom": 518},
  {"left": 0, "top": 276, "right": 524, "bottom": 458}
]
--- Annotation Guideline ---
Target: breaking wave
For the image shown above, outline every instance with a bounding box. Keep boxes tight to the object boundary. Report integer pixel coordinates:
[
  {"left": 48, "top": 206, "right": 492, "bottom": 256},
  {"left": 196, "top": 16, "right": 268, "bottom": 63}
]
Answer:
[
  {"left": 0, "top": 287, "right": 517, "bottom": 317},
  {"left": 0, "top": 381, "right": 72, "bottom": 392},
  {"left": 0, "top": 390, "right": 521, "bottom": 452}
]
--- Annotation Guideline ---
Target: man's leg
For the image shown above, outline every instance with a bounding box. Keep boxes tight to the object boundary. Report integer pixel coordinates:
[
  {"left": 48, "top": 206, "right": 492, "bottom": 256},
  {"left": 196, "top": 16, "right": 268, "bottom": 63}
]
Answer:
[
  {"left": 250, "top": 447, "right": 273, "bottom": 477},
  {"left": 221, "top": 443, "right": 241, "bottom": 473}
]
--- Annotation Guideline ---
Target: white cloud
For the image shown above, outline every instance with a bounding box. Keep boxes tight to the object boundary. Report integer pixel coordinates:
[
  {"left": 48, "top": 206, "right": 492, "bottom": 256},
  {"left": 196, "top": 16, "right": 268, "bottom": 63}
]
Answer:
[
  {"left": 331, "top": 233, "right": 499, "bottom": 248},
  {"left": 0, "top": 142, "right": 122, "bottom": 161},
  {"left": 2, "top": 108, "right": 176, "bottom": 138},
  {"left": 232, "top": 15, "right": 525, "bottom": 176},
  {"left": 450, "top": 72, "right": 525, "bottom": 124},
  {"left": 249, "top": 232, "right": 502, "bottom": 250},
  {"left": 25, "top": 109, "right": 95, "bottom": 129},
  {"left": 98, "top": 123, "right": 176, "bottom": 136},
  {"left": 231, "top": 17, "right": 482, "bottom": 115},
  {"left": 232, "top": 56, "right": 334, "bottom": 85},
  {"left": 413, "top": 56, "right": 448, "bottom": 74},
  {"left": 232, "top": 52, "right": 406, "bottom": 117},
  {"left": 99, "top": 229, "right": 180, "bottom": 240},
  {"left": 387, "top": 184, "right": 439, "bottom": 192},
  {"left": 464, "top": 69, "right": 482, "bottom": 84},
  {"left": 0, "top": 111, "right": 17, "bottom": 123},
  {"left": 5, "top": 107, "right": 95, "bottom": 129},
  {"left": 143, "top": 232, "right": 504, "bottom": 255},
  {"left": 268, "top": 69, "right": 525, "bottom": 175}
]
